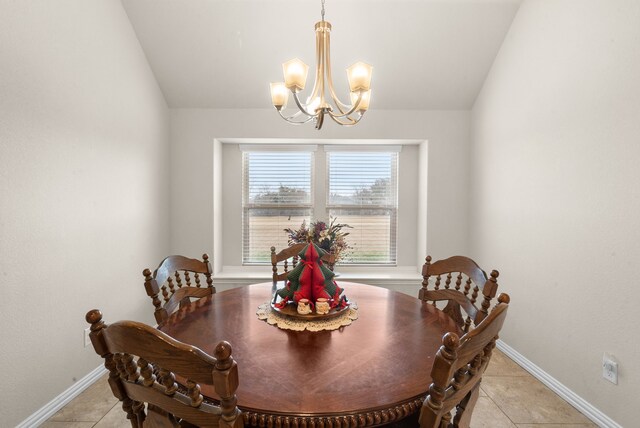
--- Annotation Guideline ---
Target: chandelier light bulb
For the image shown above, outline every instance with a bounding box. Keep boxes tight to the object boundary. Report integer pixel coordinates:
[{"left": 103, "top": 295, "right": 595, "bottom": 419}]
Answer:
[
  {"left": 350, "top": 90, "right": 371, "bottom": 112},
  {"left": 306, "top": 96, "right": 322, "bottom": 113},
  {"left": 283, "top": 58, "right": 309, "bottom": 91},
  {"left": 270, "top": 82, "right": 289, "bottom": 109},
  {"left": 347, "top": 62, "right": 373, "bottom": 92}
]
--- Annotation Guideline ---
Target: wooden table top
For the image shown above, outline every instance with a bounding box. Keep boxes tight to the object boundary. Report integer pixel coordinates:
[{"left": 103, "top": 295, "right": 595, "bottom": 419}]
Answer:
[{"left": 160, "top": 282, "right": 460, "bottom": 427}]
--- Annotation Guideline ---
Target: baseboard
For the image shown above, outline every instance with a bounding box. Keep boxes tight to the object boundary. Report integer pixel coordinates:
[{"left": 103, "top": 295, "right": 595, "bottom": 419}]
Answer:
[
  {"left": 16, "top": 364, "right": 107, "bottom": 428},
  {"left": 496, "top": 340, "right": 622, "bottom": 428}
]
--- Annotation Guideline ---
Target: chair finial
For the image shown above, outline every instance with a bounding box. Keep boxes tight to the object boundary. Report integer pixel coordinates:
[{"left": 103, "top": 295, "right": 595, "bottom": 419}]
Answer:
[
  {"left": 215, "top": 340, "right": 233, "bottom": 362},
  {"left": 497, "top": 293, "right": 510, "bottom": 304},
  {"left": 85, "top": 309, "right": 102, "bottom": 325},
  {"left": 442, "top": 332, "right": 460, "bottom": 351}
]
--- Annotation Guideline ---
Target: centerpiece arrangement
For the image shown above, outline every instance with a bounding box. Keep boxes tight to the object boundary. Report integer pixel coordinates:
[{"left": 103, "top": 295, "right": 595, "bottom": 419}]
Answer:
[{"left": 273, "top": 218, "right": 352, "bottom": 318}]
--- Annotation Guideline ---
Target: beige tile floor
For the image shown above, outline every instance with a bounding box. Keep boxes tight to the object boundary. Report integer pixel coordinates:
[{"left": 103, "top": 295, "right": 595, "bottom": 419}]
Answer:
[{"left": 43, "top": 350, "right": 596, "bottom": 428}]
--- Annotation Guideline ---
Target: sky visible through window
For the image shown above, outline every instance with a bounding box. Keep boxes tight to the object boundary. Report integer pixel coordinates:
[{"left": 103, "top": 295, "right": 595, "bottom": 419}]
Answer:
[
  {"left": 328, "top": 152, "right": 393, "bottom": 202},
  {"left": 247, "top": 152, "right": 312, "bottom": 203}
]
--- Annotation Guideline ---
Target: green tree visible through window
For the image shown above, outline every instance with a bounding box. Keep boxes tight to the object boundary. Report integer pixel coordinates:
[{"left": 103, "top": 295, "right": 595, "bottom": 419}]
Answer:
[
  {"left": 352, "top": 178, "right": 391, "bottom": 205},
  {"left": 253, "top": 185, "right": 309, "bottom": 204}
]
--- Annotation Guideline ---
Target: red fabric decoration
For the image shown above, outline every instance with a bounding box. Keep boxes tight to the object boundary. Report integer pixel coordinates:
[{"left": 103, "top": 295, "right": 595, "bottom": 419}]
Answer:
[{"left": 275, "top": 243, "right": 344, "bottom": 310}]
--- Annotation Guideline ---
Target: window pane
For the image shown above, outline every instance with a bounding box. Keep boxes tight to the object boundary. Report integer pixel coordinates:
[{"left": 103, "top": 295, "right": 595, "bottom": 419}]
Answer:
[
  {"left": 329, "top": 208, "right": 397, "bottom": 264},
  {"left": 242, "top": 151, "right": 313, "bottom": 264},
  {"left": 243, "top": 208, "right": 311, "bottom": 263},
  {"left": 327, "top": 151, "right": 398, "bottom": 264},
  {"left": 328, "top": 152, "right": 397, "bottom": 206},
  {"left": 244, "top": 152, "right": 313, "bottom": 205}
]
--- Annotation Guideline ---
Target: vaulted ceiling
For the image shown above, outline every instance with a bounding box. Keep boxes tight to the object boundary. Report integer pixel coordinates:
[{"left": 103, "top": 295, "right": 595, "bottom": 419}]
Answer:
[{"left": 121, "top": 0, "right": 521, "bottom": 110}]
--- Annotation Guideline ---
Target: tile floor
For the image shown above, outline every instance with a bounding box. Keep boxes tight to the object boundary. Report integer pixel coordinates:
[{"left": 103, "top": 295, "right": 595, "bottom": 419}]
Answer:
[{"left": 43, "top": 350, "right": 596, "bottom": 428}]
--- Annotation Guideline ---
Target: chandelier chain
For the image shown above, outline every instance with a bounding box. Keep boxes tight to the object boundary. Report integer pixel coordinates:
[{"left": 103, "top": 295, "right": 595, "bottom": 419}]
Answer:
[{"left": 321, "top": 0, "right": 325, "bottom": 21}]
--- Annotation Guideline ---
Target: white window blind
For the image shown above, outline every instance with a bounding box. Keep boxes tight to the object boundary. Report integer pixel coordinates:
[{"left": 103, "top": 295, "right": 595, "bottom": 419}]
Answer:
[
  {"left": 242, "top": 151, "right": 313, "bottom": 263},
  {"left": 327, "top": 151, "right": 398, "bottom": 264}
]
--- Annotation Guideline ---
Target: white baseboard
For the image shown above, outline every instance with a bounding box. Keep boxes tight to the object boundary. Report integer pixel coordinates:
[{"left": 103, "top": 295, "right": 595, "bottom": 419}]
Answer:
[
  {"left": 496, "top": 340, "right": 622, "bottom": 428},
  {"left": 17, "top": 365, "right": 107, "bottom": 428}
]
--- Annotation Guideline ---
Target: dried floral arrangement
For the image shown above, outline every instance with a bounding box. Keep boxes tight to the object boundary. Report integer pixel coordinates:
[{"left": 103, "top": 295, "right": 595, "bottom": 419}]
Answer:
[{"left": 284, "top": 217, "right": 352, "bottom": 263}]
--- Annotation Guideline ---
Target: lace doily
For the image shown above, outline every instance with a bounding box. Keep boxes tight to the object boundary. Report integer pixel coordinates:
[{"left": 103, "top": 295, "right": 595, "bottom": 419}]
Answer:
[{"left": 256, "top": 301, "right": 358, "bottom": 331}]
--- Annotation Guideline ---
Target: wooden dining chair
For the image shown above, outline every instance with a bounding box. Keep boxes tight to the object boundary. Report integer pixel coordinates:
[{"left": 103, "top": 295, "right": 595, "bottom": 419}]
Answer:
[
  {"left": 419, "top": 255, "right": 499, "bottom": 334},
  {"left": 143, "top": 254, "right": 215, "bottom": 325},
  {"left": 419, "top": 293, "right": 510, "bottom": 428},
  {"left": 85, "top": 309, "right": 243, "bottom": 428},
  {"left": 270, "top": 243, "right": 335, "bottom": 286}
]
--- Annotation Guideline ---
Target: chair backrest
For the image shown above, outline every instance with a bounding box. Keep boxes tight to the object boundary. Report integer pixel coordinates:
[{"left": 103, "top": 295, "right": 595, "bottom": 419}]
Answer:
[
  {"left": 143, "top": 254, "right": 215, "bottom": 325},
  {"left": 419, "top": 255, "right": 499, "bottom": 333},
  {"left": 271, "top": 243, "right": 335, "bottom": 284},
  {"left": 85, "top": 309, "right": 243, "bottom": 428},
  {"left": 419, "top": 294, "right": 510, "bottom": 428}
]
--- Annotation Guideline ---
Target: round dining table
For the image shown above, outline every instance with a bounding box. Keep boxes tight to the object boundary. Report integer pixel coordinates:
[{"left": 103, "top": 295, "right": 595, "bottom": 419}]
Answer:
[{"left": 159, "top": 282, "right": 461, "bottom": 428}]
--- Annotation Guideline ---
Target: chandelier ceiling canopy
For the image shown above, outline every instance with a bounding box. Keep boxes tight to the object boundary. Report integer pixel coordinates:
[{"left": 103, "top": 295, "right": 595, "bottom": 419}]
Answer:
[{"left": 269, "top": 0, "right": 373, "bottom": 130}]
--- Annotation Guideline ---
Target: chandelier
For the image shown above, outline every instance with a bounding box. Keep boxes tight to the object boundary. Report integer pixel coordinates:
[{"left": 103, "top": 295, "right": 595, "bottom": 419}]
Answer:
[{"left": 269, "top": 0, "right": 372, "bottom": 130}]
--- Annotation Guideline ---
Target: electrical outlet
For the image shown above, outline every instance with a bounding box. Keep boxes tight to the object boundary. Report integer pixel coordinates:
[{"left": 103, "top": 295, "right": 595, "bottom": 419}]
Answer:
[
  {"left": 602, "top": 353, "right": 618, "bottom": 384},
  {"left": 84, "top": 327, "right": 91, "bottom": 348}
]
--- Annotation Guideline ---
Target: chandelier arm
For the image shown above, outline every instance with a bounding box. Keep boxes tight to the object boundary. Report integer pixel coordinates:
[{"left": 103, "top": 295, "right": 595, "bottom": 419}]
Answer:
[
  {"left": 327, "top": 91, "right": 363, "bottom": 119},
  {"left": 318, "top": 26, "right": 327, "bottom": 106},
  {"left": 307, "top": 23, "right": 323, "bottom": 103},
  {"left": 327, "top": 86, "right": 351, "bottom": 114},
  {"left": 278, "top": 109, "right": 309, "bottom": 121},
  {"left": 277, "top": 109, "right": 315, "bottom": 124},
  {"left": 316, "top": 111, "right": 325, "bottom": 130},
  {"left": 327, "top": 112, "right": 365, "bottom": 126},
  {"left": 323, "top": 27, "right": 352, "bottom": 112},
  {"left": 292, "top": 92, "right": 318, "bottom": 117}
]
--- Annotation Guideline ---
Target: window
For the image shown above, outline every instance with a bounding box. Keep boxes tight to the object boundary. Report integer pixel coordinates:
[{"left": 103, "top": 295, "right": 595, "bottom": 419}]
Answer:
[
  {"left": 327, "top": 149, "right": 398, "bottom": 264},
  {"left": 242, "top": 149, "right": 314, "bottom": 264},
  {"left": 241, "top": 145, "right": 398, "bottom": 265}
]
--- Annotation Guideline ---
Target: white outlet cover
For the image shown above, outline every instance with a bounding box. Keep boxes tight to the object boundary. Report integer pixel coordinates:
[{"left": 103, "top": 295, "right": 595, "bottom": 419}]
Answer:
[
  {"left": 602, "top": 353, "right": 618, "bottom": 385},
  {"left": 84, "top": 327, "right": 91, "bottom": 348}
]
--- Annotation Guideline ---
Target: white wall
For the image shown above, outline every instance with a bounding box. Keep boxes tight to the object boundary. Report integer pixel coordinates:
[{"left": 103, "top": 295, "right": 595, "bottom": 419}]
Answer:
[
  {"left": 170, "top": 109, "right": 471, "bottom": 272},
  {"left": 470, "top": 1, "right": 640, "bottom": 426},
  {"left": 0, "top": 1, "right": 170, "bottom": 425}
]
